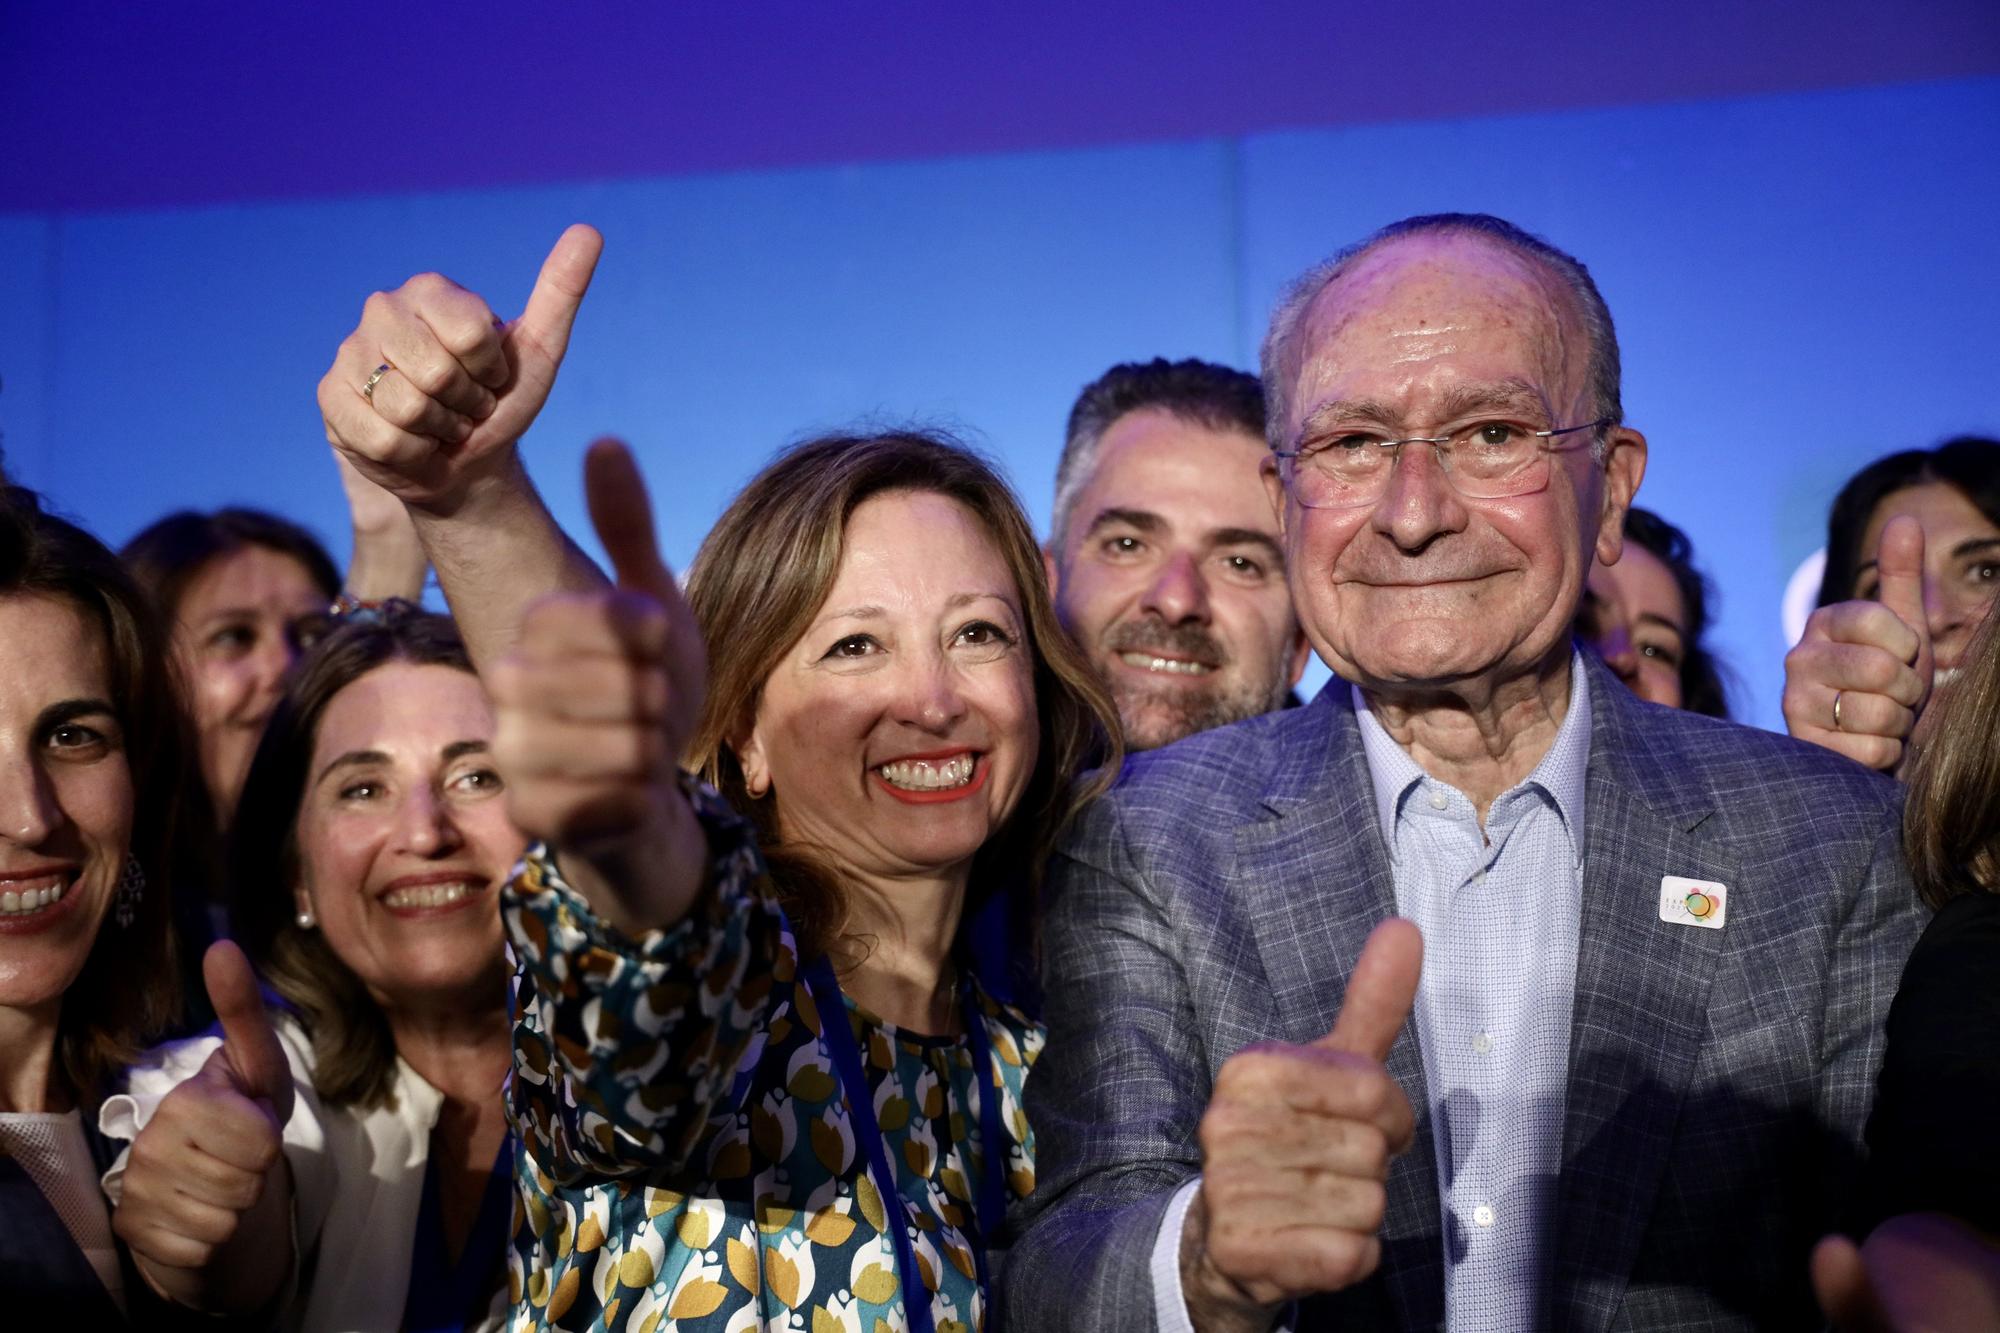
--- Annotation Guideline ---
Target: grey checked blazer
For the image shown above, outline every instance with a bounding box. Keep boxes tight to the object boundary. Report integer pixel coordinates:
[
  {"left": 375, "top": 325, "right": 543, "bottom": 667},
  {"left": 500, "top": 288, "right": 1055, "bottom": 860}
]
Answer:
[{"left": 1004, "top": 653, "right": 1925, "bottom": 1332}]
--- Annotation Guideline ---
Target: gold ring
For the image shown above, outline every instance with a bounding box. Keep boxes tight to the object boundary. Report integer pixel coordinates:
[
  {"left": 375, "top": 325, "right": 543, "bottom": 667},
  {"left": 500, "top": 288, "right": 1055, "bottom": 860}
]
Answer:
[
  {"left": 362, "top": 363, "right": 391, "bottom": 403},
  {"left": 1832, "top": 690, "right": 1845, "bottom": 731}
]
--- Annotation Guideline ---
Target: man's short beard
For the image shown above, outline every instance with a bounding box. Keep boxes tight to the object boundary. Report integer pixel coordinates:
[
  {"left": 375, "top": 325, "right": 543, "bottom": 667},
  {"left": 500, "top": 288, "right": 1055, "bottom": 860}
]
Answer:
[
  {"left": 1098, "top": 616, "right": 1289, "bottom": 750},
  {"left": 1114, "top": 673, "right": 1289, "bottom": 751}
]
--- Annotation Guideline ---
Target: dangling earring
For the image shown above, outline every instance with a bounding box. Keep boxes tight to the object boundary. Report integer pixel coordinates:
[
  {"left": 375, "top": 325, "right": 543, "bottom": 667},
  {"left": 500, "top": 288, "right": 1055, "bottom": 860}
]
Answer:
[
  {"left": 114, "top": 855, "right": 145, "bottom": 929},
  {"left": 295, "top": 907, "right": 316, "bottom": 930}
]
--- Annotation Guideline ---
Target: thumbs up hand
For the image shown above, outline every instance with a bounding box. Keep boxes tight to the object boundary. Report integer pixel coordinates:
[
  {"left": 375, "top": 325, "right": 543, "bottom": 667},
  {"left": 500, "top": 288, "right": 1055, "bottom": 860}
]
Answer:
[
  {"left": 489, "top": 440, "right": 712, "bottom": 933},
  {"left": 317, "top": 224, "right": 604, "bottom": 515},
  {"left": 1783, "top": 516, "right": 1934, "bottom": 773},
  {"left": 113, "top": 941, "right": 295, "bottom": 1311},
  {"left": 1180, "top": 919, "right": 1422, "bottom": 1325}
]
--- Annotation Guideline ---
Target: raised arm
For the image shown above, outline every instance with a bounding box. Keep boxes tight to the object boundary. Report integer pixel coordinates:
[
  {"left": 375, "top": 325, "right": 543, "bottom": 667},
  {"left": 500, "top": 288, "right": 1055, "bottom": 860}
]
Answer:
[
  {"left": 332, "top": 450, "right": 427, "bottom": 604},
  {"left": 491, "top": 440, "right": 781, "bottom": 1185},
  {"left": 315, "top": 225, "right": 608, "bottom": 671},
  {"left": 489, "top": 440, "right": 710, "bottom": 933}
]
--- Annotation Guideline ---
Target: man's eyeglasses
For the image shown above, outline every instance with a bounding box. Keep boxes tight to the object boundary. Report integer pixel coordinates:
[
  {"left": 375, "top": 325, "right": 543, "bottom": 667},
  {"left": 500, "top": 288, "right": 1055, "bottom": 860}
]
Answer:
[{"left": 1272, "top": 417, "right": 1612, "bottom": 510}]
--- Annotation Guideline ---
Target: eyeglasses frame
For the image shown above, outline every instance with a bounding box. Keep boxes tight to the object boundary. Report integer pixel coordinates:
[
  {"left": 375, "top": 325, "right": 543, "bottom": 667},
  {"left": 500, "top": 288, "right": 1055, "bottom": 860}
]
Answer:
[{"left": 1270, "top": 416, "right": 1615, "bottom": 510}]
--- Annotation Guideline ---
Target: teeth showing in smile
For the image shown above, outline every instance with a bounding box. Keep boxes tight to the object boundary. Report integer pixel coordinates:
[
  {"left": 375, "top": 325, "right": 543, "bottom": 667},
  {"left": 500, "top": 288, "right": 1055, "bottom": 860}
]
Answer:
[
  {"left": 0, "top": 879, "right": 66, "bottom": 915},
  {"left": 382, "top": 881, "right": 478, "bottom": 910},
  {"left": 1120, "top": 651, "right": 1213, "bottom": 676},
  {"left": 876, "top": 754, "right": 976, "bottom": 791}
]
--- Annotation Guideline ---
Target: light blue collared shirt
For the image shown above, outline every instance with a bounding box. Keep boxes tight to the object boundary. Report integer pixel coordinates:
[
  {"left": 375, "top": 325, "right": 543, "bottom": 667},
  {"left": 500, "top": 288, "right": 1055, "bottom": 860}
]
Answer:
[
  {"left": 1353, "top": 658, "right": 1591, "bottom": 1331},
  {"left": 1149, "top": 660, "right": 1592, "bottom": 1332}
]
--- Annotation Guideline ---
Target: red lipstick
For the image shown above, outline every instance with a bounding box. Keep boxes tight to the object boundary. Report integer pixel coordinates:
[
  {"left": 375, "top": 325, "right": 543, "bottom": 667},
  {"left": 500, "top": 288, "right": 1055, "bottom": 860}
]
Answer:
[{"left": 870, "top": 751, "right": 989, "bottom": 805}]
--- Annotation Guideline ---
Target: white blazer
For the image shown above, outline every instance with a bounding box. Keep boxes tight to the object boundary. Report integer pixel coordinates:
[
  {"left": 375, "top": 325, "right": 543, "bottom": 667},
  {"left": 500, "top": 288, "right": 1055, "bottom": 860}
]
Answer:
[{"left": 99, "top": 1013, "right": 506, "bottom": 1333}]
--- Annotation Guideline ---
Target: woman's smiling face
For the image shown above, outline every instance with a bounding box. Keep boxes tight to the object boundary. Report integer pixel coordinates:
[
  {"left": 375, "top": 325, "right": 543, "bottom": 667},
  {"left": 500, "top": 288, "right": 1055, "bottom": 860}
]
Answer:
[
  {"left": 0, "top": 594, "right": 134, "bottom": 1013},
  {"left": 174, "top": 544, "right": 330, "bottom": 814},
  {"left": 1855, "top": 481, "right": 2000, "bottom": 686},
  {"left": 292, "top": 661, "right": 524, "bottom": 1009},
  {"left": 736, "top": 489, "right": 1040, "bottom": 892}
]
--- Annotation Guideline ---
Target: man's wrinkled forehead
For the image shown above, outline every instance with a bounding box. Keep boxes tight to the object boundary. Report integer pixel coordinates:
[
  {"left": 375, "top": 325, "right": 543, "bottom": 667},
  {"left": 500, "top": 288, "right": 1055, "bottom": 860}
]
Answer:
[{"left": 1288, "top": 233, "right": 1588, "bottom": 416}]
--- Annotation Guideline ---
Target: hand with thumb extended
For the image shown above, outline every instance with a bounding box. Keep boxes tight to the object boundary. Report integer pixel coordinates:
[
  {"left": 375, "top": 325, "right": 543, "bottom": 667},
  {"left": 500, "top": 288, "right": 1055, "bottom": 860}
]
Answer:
[
  {"left": 489, "top": 439, "right": 712, "bottom": 933},
  {"left": 1183, "top": 919, "right": 1423, "bottom": 1324},
  {"left": 1320, "top": 916, "right": 1424, "bottom": 1060},
  {"left": 1782, "top": 514, "right": 1934, "bottom": 773},
  {"left": 206, "top": 938, "right": 295, "bottom": 1124},
  {"left": 114, "top": 941, "right": 294, "bottom": 1310},
  {"left": 317, "top": 223, "right": 604, "bottom": 514},
  {"left": 585, "top": 437, "right": 708, "bottom": 752},
  {"left": 1872, "top": 515, "right": 1935, "bottom": 696}
]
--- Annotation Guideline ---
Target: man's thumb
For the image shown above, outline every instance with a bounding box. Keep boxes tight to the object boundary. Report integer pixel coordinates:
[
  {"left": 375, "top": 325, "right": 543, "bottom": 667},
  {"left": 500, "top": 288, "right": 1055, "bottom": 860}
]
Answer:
[
  {"left": 1873, "top": 514, "right": 1931, "bottom": 670},
  {"left": 202, "top": 940, "right": 294, "bottom": 1123},
  {"left": 585, "top": 437, "right": 679, "bottom": 602},
  {"left": 515, "top": 223, "right": 603, "bottom": 364},
  {"left": 1811, "top": 1234, "right": 1888, "bottom": 1332},
  {"left": 1320, "top": 917, "right": 1423, "bottom": 1062}
]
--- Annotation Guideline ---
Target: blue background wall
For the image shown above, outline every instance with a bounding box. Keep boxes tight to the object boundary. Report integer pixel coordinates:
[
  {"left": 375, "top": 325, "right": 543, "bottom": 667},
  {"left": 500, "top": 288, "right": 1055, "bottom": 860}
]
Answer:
[{"left": 4, "top": 65, "right": 1998, "bottom": 727}]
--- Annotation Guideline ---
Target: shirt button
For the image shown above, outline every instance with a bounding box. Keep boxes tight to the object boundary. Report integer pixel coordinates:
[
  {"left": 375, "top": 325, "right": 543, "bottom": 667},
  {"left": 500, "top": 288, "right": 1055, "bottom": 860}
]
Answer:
[
  {"left": 1471, "top": 1032, "right": 1493, "bottom": 1055},
  {"left": 1473, "top": 1204, "right": 1496, "bottom": 1228},
  {"left": 1471, "top": 869, "right": 1487, "bottom": 885},
  {"left": 1428, "top": 790, "right": 1449, "bottom": 811}
]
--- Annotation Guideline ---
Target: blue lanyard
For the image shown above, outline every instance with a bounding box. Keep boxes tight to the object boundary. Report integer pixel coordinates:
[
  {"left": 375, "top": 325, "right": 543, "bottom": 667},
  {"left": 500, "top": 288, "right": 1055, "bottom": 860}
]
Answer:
[{"left": 800, "top": 955, "right": 1010, "bottom": 1333}]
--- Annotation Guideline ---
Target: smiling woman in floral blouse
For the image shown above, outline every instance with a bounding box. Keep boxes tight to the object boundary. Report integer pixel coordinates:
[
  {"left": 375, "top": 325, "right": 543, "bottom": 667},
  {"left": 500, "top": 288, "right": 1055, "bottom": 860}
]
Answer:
[{"left": 491, "top": 433, "right": 1118, "bottom": 1332}]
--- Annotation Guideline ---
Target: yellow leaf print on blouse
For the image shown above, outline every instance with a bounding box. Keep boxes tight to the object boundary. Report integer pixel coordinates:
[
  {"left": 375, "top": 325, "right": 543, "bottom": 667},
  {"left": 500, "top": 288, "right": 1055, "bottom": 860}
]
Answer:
[
  {"left": 725, "top": 1233, "right": 759, "bottom": 1294},
  {"left": 811, "top": 1106, "right": 855, "bottom": 1175},
  {"left": 502, "top": 791, "right": 1042, "bottom": 1332}
]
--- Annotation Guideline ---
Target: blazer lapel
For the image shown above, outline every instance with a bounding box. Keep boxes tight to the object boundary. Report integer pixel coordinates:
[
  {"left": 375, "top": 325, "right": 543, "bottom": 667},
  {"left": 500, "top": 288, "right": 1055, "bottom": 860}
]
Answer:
[
  {"left": 0, "top": 1145, "right": 126, "bottom": 1325},
  {"left": 1551, "top": 659, "right": 1735, "bottom": 1333},
  {"left": 1235, "top": 687, "right": 1444, "bottom": 1332}
]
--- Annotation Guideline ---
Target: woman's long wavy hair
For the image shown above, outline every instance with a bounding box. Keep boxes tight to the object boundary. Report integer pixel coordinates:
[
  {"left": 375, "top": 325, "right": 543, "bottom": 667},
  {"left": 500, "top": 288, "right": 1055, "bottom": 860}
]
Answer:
[
  {"left": 0, "top": 487, "right": 189, "bottom": 1100},
  {"left": 228, "top": 603, "right": 476, "bottom": 1109},
  {"left": 683, "top": 430, "right": 1122, "bottom": 972}
]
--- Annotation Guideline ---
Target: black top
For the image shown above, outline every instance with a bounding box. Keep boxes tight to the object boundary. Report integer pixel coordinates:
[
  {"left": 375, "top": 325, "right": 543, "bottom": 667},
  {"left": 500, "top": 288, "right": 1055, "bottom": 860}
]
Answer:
[{"left": 1863, "top": 891, "right": 2000, "bottom": 1232}]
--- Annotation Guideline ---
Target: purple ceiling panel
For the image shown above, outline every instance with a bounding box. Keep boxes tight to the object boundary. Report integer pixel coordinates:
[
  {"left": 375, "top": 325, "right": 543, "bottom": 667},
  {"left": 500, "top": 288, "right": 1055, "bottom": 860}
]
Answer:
[{"left": 4, "top": 0, "right": 1997, "bottom": 211}]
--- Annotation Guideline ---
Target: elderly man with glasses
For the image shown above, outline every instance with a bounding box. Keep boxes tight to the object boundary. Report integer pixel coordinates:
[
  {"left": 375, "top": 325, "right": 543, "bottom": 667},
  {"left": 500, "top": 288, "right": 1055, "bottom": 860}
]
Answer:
[{"left": 1004, "top": 214, "right": 1923, "bottom": 1332}]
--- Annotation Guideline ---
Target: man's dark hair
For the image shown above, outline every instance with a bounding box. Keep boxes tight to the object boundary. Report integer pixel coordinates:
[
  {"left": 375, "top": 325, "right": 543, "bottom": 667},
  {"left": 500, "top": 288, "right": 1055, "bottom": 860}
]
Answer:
[{"left": 1052, "top": 357, "right": 1265, "bottom": 550}]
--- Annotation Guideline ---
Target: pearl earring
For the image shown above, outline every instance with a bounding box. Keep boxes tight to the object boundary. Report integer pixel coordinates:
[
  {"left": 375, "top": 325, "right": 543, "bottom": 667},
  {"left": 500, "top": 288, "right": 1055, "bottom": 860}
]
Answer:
[{"left": 295, "top": 908, "right": 316, "bottom": 930}]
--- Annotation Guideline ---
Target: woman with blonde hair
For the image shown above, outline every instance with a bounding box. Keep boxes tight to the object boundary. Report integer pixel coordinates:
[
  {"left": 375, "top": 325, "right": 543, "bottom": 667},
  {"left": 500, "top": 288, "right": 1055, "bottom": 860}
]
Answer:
[
  {"left": 314, "top": 227, "right": 1119, "bottom": 1330},
  {"left": 485, "top": 433, "right": 1119, "bottom": 1331}
]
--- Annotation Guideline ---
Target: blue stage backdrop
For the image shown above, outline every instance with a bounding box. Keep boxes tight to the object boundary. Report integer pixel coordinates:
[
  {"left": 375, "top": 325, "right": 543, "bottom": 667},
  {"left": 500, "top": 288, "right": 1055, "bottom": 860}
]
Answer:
[{"left": 3, "top": 75, "right": 1997, "bottom": 729}]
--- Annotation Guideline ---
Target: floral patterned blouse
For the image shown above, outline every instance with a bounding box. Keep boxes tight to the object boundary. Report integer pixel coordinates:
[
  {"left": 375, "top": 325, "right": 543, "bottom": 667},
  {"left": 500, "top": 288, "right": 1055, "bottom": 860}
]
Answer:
[{"left": 502, "top": 784, "right": 1042, "bottom": 1332}]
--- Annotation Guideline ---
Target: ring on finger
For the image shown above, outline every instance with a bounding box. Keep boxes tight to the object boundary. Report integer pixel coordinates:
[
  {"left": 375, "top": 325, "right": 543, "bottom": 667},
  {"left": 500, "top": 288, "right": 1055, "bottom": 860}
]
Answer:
[
  {"left": 362, "top": 363, "right": 391, "bottom": 403},
  {"left": 1832, "top": 690, "right": 1845, "bottom": 731}
]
